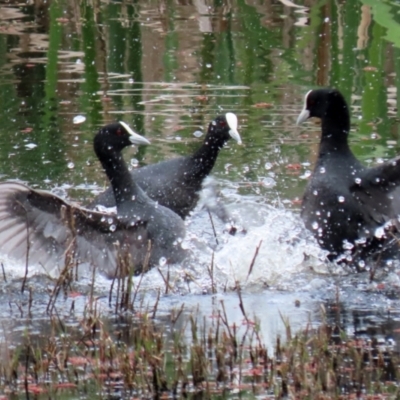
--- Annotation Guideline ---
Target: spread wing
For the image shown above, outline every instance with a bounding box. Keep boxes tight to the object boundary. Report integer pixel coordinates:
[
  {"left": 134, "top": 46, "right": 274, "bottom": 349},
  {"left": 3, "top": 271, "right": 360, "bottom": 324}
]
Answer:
[
  {"left": 361, "top": 156, "right": 400, "bottom": 189},
  {"left": 0, "top": 182, "right": 149, "bottom": 277},
  {"left": 350, "top": 157, "right": 400, "bottom": 228},
  {"left": 349, "top": 161, "right": 400, "bottom": 259}
]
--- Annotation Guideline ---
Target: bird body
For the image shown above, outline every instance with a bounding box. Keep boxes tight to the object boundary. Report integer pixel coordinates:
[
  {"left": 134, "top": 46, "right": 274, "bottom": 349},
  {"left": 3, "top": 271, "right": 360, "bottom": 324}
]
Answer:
[
  {"left": 89, "top": 113, "right": 242, "bottom": 218},
  {"left": 297, "top": 88, "right": 400, "bottom": 262}
]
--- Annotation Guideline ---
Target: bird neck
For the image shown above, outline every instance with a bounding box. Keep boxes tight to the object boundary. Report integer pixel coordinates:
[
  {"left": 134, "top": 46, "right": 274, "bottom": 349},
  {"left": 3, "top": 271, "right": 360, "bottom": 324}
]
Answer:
[
  {"left": 191, "top": 134, "right": 225, "bottom": 178},
  {"left": 100, "top": 152, "right": 141, "bottom": 206},
  {"left": 318, "top": 115, "right": 351, "bottom": 156}
]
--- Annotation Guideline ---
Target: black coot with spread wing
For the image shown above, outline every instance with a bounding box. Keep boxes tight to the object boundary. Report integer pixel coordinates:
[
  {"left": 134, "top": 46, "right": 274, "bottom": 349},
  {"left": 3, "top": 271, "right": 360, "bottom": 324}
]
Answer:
[
  {"left": 297, "top": 88, "right": 400, "bottom": 263},
  {"left": 89, "top": 113, "right": 242, "bottom": 219},
  {"left": 0, "top": 122, "right": 186, "bottom": 277}
]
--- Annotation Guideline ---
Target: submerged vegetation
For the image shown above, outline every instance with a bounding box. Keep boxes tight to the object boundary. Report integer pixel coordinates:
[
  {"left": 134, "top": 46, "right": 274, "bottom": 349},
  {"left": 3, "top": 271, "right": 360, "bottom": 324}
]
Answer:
[
  {"left": 0, "top": 272, "right": 398, "bottom": 399},
  {"left": 1, "top": 305, "right": 399, "bottom": 398}
]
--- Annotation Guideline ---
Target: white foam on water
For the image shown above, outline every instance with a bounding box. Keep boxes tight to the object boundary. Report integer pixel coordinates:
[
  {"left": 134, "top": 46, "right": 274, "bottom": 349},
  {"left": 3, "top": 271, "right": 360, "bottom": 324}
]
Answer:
[
  {"left": 109, "top": 195, "right": 330, "bottom": 295},
  {"left": 0, "top": 180, "right": 329, "bottom": 295}
]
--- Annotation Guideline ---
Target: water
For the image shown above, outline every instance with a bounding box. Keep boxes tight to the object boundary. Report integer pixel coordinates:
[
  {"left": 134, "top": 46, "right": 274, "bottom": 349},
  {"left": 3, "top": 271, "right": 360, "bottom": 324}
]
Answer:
[{"left": 0, "top": 0, "right": 400, "bottom": 351}]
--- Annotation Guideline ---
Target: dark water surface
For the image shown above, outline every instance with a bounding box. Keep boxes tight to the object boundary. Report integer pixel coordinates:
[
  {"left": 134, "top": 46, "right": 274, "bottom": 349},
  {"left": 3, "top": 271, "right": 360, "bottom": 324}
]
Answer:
[{"left": 1, "top": 0, "right": 400, "bottom": 353}]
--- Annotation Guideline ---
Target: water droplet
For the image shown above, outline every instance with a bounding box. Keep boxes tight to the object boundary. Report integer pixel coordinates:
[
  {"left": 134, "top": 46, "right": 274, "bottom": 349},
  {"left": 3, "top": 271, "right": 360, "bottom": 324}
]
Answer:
[
  {"left": 175, "top": 136, "right": 182, "bottom": 141},
  {"left": 109, "top": 224, "right": 116, "bottom": 232},
  {"left": 355, "top": 237, "right": 367, "bottom": 245},
  {"left": 159, "top": 257, "right": 167, "bottom": 266},
  {"left": 338, "top": 196, "right": 345, "bottom": 203},
  {"left": 358, "top": 260, "right": 365, "bottom": 269},
  {"left": 138, "top": 235, "right": 142, "bottom": 240},
  {"left": 300, "top": 170, "right": 311, "bottom": 179},
  {"left": 342, "top": 240, "right": 354, "bottom": 250},
  {"left": 193, "top": 130, "right": 203, "bottom": 138},
  {"left": 313, "top": 190, "right": 318, "bottom": 196},
  {"left": 108, "top": 218, "right": 113, "bottom": 224},
  {"left": 73, "top": 115, "right": 86, "bottom": 124},
  {"left": 319, "top": 167, "right": 325, "bottom": 174},
  {"left": 130, "top": 158, "right": 139, "bottom": 167},
  {"left": 206, "top": 63, "right": 212, "bottom": 68},
  {"left": 354, "top": 177, "right": 361, "bottom": 184},
  {"left": 312, "top": 221, "right": 319, "bottom": 230},
  {"left": 374, "top": 226, "right": 385, "bottom": 239},
  {"left": 264, "top": 162, "right": 272, "bottom": 170},
  {"left": 67, "top": 162, "right": 74, "bottom": 169},
  {"left": 25, "top": 143, "right": 37, "bottom": 149},
  {"left": 261, "top": 177, "right": 276, "bottom": 188}
]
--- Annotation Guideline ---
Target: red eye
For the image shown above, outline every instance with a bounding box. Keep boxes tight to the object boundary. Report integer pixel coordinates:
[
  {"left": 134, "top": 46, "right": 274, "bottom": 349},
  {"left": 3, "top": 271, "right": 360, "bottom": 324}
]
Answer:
[
  {"left": 219, "top": 120, "right": 227, "bottom": 127},
  {"left": 116, "top": 128, "right": 122, "bottom": 135}
]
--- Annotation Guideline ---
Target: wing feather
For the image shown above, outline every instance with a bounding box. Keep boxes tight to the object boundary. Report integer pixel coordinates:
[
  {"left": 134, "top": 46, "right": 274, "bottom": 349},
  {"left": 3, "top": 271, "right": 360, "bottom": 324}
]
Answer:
[{"left": 0, "top": 182, "right": 148, "bottom": 277}]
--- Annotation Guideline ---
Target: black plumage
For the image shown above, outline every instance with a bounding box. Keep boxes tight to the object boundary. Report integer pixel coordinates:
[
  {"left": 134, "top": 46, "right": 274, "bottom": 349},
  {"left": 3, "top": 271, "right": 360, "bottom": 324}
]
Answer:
[
  {"left": 297, "top": 88, "right": 400, "bottom": 263},
  {"left": 89, "top": 113, "right": 241, "bottom": 219},
  {"left": 0, "top": 122, "right": 186, "bottom": 277}
]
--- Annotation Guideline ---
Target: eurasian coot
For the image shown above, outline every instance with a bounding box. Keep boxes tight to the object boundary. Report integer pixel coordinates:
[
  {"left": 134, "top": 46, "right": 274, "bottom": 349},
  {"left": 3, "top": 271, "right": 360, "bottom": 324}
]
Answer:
[
  {"left": 0, "top": 122, "right": 186, "bottom": 277},
  {"left": 89, "top": 113, "right": 241, "bottom": 219},
  {"left": 297, "top": 88, "right": 400, "bottom": 264}
]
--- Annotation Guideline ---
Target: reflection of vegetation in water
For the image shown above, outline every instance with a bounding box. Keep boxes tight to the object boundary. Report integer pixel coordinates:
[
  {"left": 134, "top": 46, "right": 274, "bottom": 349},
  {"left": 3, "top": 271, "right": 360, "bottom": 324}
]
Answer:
[
  {"left": 38, "top": 0, "right": 66, "bottom": 181},
  {"left": 361, "top": 0, "right": 400, "bottom": 48},
  {"left": 125, "top": 1, "right": 145, "bottom": 138},
  {"left": 0, "top": 1, "right": 399, "bottom": 194},
  {"left": 163, "top": 0, "right": 179, "bottom": 82},
  {"left": 80, "top": 2, "right": 102, "bottom": 128}
]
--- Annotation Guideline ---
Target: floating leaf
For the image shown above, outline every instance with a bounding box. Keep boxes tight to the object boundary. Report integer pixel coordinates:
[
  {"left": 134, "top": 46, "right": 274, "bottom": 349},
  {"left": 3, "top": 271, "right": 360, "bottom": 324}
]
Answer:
[
  {"left": 285, "top": 163, "right": 302, "bottom": 170},
  {"left": 20, "top": 127, "right": 33, "bottom": 133},
  {"left": 252, "top": 102, "right": 273, "bottom": 108},
  {"left": 363, "top": 66, "right": 378, "bottom": 72},
  {"left": 292, "top": 197, "right": 302, "bottom": 205},
  {"left": 56, "top": 17, "right": 69, "bottom": 23}
]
